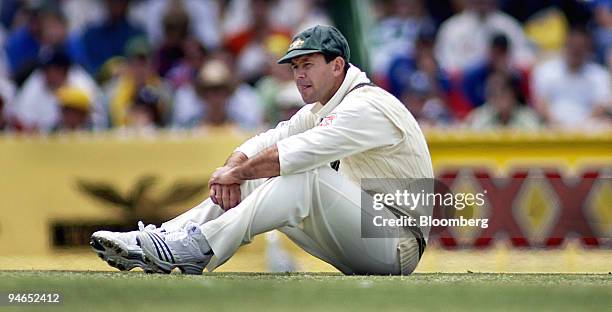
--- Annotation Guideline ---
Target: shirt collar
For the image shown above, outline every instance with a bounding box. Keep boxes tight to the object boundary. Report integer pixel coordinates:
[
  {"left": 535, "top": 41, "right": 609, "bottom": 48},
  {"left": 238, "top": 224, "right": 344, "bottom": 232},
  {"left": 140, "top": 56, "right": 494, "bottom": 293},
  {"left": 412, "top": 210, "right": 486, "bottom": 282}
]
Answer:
[{"left": 310, "top": 64, "right": 370, "bottom": 116}]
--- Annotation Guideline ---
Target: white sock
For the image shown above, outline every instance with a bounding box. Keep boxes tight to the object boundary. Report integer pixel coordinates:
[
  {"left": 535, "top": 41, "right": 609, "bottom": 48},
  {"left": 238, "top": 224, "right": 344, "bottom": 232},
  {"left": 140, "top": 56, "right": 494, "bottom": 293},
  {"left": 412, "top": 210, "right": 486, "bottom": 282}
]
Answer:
[{"left": 186, "top": 223, "right": 212, "bottom": 255}]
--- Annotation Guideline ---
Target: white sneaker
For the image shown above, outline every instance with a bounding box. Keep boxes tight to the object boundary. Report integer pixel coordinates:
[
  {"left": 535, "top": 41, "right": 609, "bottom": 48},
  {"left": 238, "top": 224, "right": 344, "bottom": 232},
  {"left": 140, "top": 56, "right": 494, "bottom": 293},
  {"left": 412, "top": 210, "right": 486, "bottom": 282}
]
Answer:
[
  {"left": 137, "top": 222, "right": 211, "bottom": 275},
  {"left": 90, "top": 221, "right": 165, "bottom": 273}
]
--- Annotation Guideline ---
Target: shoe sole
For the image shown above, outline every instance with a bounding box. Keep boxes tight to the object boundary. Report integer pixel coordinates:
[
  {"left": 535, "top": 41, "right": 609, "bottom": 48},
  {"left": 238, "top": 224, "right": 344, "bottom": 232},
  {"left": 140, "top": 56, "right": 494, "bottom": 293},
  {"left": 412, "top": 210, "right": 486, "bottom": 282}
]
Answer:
[
  {"left": 90, "top": 234, "right": 163, "bottom": 274},
  {"left": 136, "top": 235, "right": 206, "bottom": 275}
]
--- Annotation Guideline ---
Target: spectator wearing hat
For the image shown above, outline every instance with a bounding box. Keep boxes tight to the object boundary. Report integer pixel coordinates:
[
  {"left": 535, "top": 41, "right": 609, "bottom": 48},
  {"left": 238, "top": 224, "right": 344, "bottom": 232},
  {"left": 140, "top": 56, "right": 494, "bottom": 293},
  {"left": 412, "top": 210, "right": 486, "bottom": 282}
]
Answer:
[
  {"left": 462, "top": 33, "right": 530, "bottom": 108},
  {"left": 104, "top": 37, "right": 170, "bottom": 127},
  {"left": 77, "top": 0, "right": 145, "bottom": 75},
  {"left": 532, "top": 27, "right": 612, "bottom": 128},
  {"left": 54, "top": 85, "right": 92, "bottom": 132},
  {"left": 196, "top": 60, "right": 235, "bottom": 128},
  {"left": 11, "top": 49, "right": 103, "bottom": 133},
  {"left": 466, "top": 73, "right": 540, "bottom": 129},
  {"left": 171, "top": 58, "right": 263, "bottom": 130}
]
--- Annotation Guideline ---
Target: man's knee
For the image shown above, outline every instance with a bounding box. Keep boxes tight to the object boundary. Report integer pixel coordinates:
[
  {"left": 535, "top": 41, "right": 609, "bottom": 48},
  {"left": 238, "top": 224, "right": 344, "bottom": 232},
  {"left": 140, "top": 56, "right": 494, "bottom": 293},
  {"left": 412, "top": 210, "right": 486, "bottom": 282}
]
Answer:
[
  {"left": 238, "top": 166, "right": 336, "bottom": 209},
  {"left": 239, "top": 178, "right": 269, "bottom": 200}
]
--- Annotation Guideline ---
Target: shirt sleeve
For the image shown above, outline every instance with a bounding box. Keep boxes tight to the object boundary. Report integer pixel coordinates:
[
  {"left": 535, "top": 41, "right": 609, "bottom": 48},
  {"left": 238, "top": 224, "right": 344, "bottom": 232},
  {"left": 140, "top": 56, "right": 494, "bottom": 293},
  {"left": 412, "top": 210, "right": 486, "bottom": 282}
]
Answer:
[
  {"left": 276, "top": 99, "right": 402, "bottom": 175},
  {"left": 235, "top": 104, "right": 315, "bottom": 158}
]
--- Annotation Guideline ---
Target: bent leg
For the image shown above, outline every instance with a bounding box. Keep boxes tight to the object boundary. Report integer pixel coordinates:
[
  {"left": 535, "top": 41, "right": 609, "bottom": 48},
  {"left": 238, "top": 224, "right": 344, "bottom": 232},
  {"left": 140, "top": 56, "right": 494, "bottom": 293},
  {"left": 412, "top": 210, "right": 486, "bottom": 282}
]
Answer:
[
  {"left": 200, "top": 166, "right": 405, "bottom": 275},
  {"left": 278, "top": 166, "right": 403, "bottom": 275}
]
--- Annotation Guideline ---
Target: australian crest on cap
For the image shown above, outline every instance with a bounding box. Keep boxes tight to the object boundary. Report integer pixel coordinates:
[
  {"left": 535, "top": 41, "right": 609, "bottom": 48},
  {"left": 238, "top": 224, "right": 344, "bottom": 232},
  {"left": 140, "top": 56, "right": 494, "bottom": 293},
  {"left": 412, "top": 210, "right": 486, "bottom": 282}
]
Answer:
[{"left": 288, "top": 38, "right": 304, "bottom": 51}]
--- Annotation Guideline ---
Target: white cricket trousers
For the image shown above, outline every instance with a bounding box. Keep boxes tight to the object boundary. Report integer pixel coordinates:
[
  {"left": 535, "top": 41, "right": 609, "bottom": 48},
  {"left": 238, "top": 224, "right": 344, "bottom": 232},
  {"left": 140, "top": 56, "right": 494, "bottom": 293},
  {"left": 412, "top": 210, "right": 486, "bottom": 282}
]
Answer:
[{"left": 161, "top": 166, "right": 421, "bottom": 275}]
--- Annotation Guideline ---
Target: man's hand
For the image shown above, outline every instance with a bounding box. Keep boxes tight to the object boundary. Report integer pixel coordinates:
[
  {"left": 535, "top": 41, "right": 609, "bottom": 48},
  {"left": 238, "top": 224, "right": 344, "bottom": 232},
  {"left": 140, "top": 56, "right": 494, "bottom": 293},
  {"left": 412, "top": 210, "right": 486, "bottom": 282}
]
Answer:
[
  {"left": 208, "top": 147, "right": 280, "bottom": 209},
  {"left": 210, "top": 183, "right": 241, "bottom": 210},
  {"left": 209, "top": 166, "right": 242, "bottom": 210},
  {"left": 209, "top": 152, "right": 248, "bottom": 210},
  {"left": 209, "top": 166, "right": 242, "bottom": 185}
]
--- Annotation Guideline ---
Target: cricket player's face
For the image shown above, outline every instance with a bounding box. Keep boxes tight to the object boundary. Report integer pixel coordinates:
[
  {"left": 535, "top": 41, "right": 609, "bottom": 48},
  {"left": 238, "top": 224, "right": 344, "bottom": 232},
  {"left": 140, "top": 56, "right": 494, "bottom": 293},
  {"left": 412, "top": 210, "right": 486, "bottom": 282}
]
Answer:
[{"left": 290, "top": 53, "right": 342, "bottom": 104}]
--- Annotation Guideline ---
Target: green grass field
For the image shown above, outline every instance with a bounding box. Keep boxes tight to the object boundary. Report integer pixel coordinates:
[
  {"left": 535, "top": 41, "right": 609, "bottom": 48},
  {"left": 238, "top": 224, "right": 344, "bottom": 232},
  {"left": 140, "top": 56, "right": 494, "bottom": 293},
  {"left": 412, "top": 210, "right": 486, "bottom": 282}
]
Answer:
[{"left": 1, "top": 271, "right": 610, "bottom": 311}]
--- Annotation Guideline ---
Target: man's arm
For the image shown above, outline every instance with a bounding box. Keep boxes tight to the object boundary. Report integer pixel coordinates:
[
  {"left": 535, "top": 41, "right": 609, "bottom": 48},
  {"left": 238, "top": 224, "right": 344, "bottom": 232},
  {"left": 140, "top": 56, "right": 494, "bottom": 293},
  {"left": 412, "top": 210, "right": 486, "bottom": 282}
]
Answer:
[
  {"left": 276, "top": 100, "right": 402, "bottom": 176},
  {"left": 234, "top": 146, "right": 280, "bottom": 180},
  {"left": 224, "top": 151, "right": 249, "bottom": 167},
  {"left": 213, "top": 99, "right": 402, "bottom": 184},
  {"left": 208, "top": 106, "right": 311, "bottom": 210},
  {"left": 208, "top": 103, "right": 311, "bottom": 209},
  {"left": 209, "top": 147, "right": 280, "bottom": 210},
  {"left": 235, "top": 104, "right": 314, "bottom": 157},
  {"left": 208, "top": 152, "right": 248, "bottom": 209},
  {"left": 209, "top": 146, "right": 280, "bottom": 185}
]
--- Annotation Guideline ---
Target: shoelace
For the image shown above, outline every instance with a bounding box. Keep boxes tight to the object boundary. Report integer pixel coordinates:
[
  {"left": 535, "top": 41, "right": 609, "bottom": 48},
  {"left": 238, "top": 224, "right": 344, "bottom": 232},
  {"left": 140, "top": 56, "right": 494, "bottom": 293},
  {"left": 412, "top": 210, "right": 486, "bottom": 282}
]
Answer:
[
  {"left": 137, "top": 221, "right": 160, "bottom": 232},
  {"left": 164, "top": 223, "right": 202, "bottom": 247}
]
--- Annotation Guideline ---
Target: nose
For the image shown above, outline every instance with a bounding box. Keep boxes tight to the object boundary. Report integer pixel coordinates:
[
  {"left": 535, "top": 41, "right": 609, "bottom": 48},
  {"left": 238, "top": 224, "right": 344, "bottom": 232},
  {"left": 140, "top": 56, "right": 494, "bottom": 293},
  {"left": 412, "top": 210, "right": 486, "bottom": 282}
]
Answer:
[{"left": 294, "top": 68, "right": 306, "bottom": 80}]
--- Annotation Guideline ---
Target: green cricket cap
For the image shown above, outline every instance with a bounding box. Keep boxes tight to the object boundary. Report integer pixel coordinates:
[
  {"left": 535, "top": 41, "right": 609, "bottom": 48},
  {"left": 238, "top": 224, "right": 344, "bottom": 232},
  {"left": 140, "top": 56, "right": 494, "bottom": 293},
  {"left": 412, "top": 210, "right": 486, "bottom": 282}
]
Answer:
[{"left": 277, "top": 25, "right": 350, "bottom": 64}]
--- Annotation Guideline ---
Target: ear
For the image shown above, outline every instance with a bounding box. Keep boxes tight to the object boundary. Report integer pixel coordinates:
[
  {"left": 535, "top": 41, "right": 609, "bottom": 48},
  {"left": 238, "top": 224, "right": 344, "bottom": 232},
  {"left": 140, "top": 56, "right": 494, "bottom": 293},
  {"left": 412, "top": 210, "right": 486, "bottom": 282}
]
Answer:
[{"left": 333, "top": 57, "right": 345, "bottom": 76}]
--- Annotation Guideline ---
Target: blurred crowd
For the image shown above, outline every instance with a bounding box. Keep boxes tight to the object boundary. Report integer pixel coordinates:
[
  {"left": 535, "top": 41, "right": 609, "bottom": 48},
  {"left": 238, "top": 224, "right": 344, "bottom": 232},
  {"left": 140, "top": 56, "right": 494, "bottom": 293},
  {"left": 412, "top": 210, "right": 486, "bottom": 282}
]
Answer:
[{"left": 0, "top": 0, "right": 610, "bottom": 135}]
